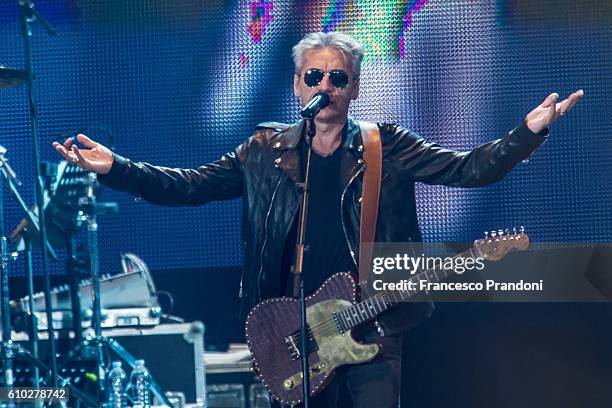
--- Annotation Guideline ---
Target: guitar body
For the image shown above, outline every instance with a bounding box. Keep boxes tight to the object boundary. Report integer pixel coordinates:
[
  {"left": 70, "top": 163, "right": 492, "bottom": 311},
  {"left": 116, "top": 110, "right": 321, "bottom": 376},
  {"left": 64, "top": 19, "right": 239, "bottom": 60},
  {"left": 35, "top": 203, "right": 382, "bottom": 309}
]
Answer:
[
  {"left": 245, "top": 231, "right": 529, "bottom": 405},
  {"left": 245, "top": 272, "right": 380, "bottom": 405}
]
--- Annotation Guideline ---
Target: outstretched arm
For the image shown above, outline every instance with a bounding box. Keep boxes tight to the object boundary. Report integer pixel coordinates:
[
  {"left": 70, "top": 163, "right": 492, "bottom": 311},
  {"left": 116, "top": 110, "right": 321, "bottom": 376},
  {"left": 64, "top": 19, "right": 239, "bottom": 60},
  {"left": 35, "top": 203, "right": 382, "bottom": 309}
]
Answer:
[
  {"left": 53, "top": 134, "right": 245, "bottom": 206},
  {"left": 389, "top": 90, "right": 584, "bottom": 187}
]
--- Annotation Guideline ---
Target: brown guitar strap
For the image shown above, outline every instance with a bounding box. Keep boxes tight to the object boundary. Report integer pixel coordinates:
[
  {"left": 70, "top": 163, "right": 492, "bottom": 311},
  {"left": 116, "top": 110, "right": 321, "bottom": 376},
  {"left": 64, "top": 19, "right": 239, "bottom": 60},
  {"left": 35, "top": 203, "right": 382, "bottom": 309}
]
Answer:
[{"left": 357, "top": 121, "right": 382, "bottom": 296}]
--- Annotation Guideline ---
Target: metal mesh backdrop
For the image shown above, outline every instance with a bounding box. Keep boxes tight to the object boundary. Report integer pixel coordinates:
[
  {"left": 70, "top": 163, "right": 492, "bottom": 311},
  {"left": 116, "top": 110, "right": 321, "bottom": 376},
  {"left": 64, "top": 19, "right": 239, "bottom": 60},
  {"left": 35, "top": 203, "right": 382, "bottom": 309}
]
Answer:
[{"left": 0, "top": 0, "right": 610, "bottom": 276}]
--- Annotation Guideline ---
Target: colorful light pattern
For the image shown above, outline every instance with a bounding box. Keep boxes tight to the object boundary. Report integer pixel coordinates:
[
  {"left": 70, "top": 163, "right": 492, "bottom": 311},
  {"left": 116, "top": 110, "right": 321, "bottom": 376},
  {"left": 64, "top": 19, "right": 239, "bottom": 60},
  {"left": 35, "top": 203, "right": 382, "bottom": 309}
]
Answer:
[
  {"left": 399, "top": 0, "right": 431, "bottom": 58},
  {"left": 322, "top": 0, "right": 348, "bottom": 32},
  {"left": 239, "top": 52, "right": 250, "bottom": 68},
  {"left": 248, "top": 1, "right": 274, "bottom": 43},
  {"left": 315, "top": 0, "right": 431, "bottom": 59}
]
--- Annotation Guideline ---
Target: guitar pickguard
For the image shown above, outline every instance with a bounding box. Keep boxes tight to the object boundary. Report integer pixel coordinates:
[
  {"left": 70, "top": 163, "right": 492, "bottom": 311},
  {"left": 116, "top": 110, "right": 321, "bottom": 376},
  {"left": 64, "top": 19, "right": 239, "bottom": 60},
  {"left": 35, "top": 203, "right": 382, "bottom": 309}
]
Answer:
[
  {"left": 279, "top": 298, "right": 379, "bottom": 393},
  {"left": 246, "top": 272, "right": 379, "bottom": 405}
]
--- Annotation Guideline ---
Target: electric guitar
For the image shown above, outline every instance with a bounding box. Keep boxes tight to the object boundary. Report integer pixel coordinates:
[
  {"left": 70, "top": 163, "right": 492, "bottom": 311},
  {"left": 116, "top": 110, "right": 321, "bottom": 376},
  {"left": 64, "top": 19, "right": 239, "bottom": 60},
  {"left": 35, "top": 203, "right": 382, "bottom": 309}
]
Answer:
[{"left": 245, "top": 230, "right": 529, "bottom": 405}]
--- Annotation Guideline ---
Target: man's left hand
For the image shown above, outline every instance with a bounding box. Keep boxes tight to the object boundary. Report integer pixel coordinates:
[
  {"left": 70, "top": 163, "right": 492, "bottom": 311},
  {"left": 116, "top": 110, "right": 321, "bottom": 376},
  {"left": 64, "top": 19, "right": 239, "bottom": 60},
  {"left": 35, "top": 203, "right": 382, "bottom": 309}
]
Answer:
[{"left": 525, "top": 89, "right": 584, "bottom": 134}]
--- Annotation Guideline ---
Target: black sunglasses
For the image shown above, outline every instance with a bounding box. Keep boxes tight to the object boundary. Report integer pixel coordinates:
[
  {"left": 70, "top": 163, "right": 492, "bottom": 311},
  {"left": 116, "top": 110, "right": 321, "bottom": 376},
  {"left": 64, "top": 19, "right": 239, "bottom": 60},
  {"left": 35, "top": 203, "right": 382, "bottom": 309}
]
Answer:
[{"left": 301, "top": 68, "right": 353, "bottom": 89}]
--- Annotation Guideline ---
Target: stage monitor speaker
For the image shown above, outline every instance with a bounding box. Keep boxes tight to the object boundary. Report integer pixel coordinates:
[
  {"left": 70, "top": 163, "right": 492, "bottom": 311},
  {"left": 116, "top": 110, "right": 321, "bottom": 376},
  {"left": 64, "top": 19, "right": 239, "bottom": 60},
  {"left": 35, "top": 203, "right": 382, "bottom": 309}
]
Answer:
[{"left": 104, "top": 321, "right": 205, "bottom": 406}]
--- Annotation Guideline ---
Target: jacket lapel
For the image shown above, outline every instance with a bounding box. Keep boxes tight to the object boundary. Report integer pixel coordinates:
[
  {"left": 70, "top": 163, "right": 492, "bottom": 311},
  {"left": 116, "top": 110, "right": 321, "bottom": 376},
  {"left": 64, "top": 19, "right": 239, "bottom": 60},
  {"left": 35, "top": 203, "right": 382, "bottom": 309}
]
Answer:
[
  {"left": 274, "top": 120, "right": 304, "bottom": 184},
  {"left": 273, "top": 117, "right": 365, "bottom": 187},
  {"left": 340, "top": 117, "right": 365, "bottom": 189}
]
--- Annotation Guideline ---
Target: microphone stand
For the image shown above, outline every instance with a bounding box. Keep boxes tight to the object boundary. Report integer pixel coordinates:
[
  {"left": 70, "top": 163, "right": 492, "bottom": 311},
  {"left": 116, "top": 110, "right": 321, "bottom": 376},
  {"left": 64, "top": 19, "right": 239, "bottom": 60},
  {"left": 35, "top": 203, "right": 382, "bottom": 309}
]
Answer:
[
  {"left": 16, "top": 0, "right": 61, "bottom": 395},
  {"left": 291, "top": 118, "right": 317, "bottom": 408}
]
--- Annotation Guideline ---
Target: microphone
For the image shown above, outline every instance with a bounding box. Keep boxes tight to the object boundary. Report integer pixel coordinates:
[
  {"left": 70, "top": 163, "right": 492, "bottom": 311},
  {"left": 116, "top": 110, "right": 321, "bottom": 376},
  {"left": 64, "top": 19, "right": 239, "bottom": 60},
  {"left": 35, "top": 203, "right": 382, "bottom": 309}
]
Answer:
[{"left": 300, "top": 92, "right": 330, "bottom": 119}]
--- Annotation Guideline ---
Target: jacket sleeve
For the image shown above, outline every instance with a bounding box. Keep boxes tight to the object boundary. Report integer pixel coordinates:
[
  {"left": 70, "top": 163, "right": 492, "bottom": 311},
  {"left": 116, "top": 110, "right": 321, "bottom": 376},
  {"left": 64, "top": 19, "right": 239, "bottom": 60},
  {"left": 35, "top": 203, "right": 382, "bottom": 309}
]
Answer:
[
  {"left": 386, "top": 121, "right": 548, "bottom": 187},
  {"left": 97, "top": 141, "right": 248, "bottom": 206}
]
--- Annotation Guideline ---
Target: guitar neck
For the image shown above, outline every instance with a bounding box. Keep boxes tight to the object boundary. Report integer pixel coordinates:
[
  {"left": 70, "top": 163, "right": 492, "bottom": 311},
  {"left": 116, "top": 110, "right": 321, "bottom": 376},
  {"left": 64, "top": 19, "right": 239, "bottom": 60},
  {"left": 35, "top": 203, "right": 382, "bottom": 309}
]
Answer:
[{"left": 336, "top": 247, "right": 479, "bottom": 331}]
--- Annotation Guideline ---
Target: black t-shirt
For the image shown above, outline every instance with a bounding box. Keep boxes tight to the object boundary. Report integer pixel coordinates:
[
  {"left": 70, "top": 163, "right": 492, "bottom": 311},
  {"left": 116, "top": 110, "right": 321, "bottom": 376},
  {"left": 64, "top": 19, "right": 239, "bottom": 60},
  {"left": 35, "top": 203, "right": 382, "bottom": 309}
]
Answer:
[{"left": 282, "top": 133, "right": 357, "bottom": 297}]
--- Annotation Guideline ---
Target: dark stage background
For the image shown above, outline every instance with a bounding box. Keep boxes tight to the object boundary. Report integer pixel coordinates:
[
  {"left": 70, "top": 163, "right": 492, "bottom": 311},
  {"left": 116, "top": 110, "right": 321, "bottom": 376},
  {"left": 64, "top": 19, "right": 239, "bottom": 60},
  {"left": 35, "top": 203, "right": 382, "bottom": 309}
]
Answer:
[{"left": 1, "top": 0, "right": 611, "bottom": 406}]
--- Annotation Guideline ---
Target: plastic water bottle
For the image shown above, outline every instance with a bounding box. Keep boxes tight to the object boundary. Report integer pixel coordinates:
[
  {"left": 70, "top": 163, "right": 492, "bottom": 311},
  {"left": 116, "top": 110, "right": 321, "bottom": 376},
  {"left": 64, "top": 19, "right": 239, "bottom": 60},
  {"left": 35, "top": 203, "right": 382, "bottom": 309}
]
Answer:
[
  {"left": 129, "top": 359, "right": 151, "bottom": 408},
  {"left": 106, "top": 361, "right": 127, "bottom": 408}
]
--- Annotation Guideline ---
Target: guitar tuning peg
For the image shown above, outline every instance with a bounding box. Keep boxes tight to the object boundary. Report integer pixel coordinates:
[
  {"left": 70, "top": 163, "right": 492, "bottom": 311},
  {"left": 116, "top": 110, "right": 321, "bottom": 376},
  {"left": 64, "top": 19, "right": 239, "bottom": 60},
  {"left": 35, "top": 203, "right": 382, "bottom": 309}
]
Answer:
[
  {"left": 491, "top": 230, "right": 497, "bottom": 237},
  {"left": 484, "top": 231, "right": 489, "bottom": 238},
  {"left": 513, "top": 226, "right": 517, "bottom": 234},
  {"left": 505, "top": 228, "right": 510, "bottom": 235},
  {"left": 519, "top": 226, "right": 525, "bottom": 234},
  {"left": 498, "top": 229, "right": 504, "bottom": 236}
]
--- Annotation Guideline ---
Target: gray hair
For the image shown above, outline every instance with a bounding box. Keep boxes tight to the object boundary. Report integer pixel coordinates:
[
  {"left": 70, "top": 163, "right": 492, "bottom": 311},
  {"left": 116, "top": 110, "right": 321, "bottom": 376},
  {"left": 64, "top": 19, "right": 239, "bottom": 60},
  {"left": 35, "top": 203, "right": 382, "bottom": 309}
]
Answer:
[{"left": 292, "top": 32, "right": 365, "bottom": 78}]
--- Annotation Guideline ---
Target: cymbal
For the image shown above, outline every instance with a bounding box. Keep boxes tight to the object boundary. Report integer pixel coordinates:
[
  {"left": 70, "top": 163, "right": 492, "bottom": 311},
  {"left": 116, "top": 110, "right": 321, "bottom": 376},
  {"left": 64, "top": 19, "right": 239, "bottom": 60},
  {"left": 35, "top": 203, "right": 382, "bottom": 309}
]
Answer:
[{"left": 0, "top": 66, "right": 27, "bottom": 89}]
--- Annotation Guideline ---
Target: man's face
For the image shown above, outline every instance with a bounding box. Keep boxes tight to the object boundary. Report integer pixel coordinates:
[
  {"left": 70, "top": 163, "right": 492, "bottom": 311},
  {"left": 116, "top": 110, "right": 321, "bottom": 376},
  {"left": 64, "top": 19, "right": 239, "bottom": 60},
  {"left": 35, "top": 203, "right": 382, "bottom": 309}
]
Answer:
[{"left": 293, "top": 47, "right": 360, "bottom": 123}]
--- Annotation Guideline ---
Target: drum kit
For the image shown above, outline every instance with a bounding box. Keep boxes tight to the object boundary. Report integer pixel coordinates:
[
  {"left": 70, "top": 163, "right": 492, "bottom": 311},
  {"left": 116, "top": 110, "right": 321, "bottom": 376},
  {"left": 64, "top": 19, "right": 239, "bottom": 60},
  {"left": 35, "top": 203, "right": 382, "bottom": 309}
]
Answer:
[{"left": 0, "top": 2, "right": 171, "bottom": 406}]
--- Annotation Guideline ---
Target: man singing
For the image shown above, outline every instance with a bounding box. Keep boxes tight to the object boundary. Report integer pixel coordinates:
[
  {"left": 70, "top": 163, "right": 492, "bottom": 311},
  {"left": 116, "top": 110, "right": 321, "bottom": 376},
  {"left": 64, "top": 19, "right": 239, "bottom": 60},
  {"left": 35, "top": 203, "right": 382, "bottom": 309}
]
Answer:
[{"left": 54, "top": 32, "right": 582, "bottom": 408}]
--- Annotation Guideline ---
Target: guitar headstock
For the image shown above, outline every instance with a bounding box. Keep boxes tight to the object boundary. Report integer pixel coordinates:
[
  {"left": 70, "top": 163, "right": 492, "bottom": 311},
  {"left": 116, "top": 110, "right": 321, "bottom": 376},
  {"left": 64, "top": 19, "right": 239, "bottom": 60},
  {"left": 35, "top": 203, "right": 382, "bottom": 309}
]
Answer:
[{"left": 474, "top": 226, "right": 530, "bottom": 261}]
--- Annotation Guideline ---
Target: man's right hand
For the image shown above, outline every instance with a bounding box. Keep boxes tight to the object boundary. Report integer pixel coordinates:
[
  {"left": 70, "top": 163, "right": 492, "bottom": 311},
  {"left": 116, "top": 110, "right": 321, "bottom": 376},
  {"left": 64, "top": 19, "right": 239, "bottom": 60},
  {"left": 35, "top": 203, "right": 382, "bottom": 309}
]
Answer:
[{"left": 52, "top": 134, "right": 114, "bottom": 175}]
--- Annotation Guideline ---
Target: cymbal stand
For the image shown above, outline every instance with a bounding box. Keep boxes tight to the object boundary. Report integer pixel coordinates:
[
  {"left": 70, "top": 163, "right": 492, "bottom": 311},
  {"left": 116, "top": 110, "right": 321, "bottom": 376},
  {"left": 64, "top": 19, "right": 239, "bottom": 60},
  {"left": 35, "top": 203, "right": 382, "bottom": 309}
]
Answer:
[
  {"left": 0, "top": 148, "right": 18, "bottom": 408},
  {"left": 16, "top": 0, "right": 60, "bottom": 394},
  {"left": 77, "top": 174, "right": 106, "bottom": 398},
  {"left": 23, "top": 239, "right": 42, "bottom": 408},
  {"left": 76, "top": 176, "right": 172, "bottom": 406}
]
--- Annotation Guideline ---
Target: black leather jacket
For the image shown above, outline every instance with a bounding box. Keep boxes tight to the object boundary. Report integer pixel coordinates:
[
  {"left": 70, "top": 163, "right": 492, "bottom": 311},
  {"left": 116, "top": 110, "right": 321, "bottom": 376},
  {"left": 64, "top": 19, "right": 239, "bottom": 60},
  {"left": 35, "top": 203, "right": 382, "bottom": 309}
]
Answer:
[{"left": 99, "top": 117, "right": 546, "bottom": 334}]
